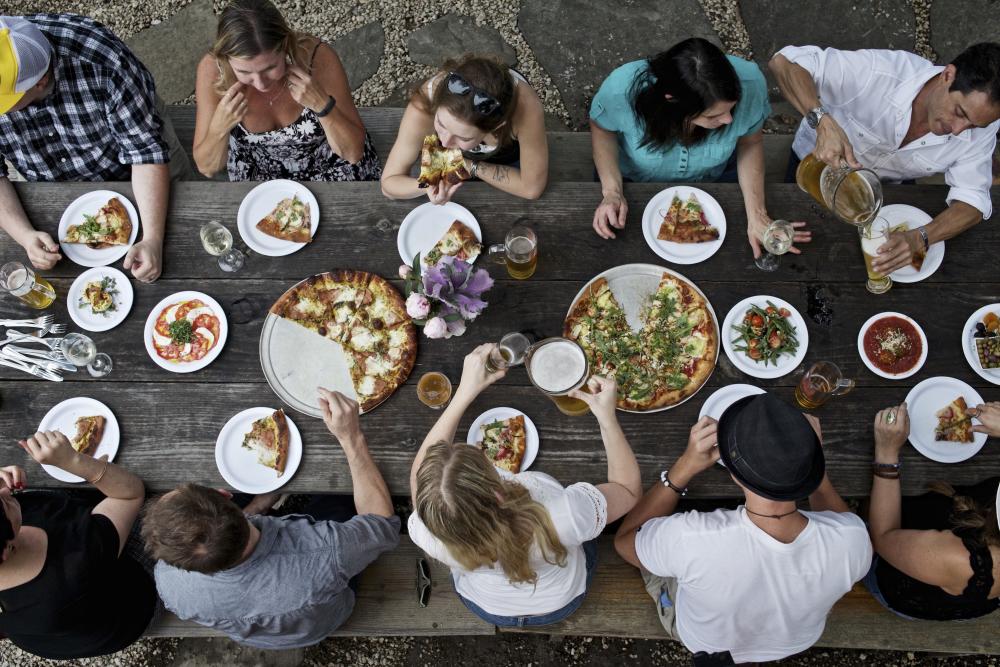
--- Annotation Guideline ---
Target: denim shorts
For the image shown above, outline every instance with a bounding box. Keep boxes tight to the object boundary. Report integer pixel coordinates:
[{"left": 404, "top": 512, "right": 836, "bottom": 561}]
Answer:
[
  {"left": 456, "top": 539, "right": 598, "bottom": 627},
  {"left": 862, "top": 557, "right": 917, "bottom": 620}
]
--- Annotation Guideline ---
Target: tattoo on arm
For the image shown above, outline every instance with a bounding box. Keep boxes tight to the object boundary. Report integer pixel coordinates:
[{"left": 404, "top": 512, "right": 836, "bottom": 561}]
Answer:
[{"left": 482, "top": 162, "right": 511, "bottom": 185}]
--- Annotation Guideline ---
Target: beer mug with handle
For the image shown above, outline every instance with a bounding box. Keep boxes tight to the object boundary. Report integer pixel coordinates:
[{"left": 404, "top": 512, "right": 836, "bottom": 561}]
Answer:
[
  {"left": 0, "top": 261, "right": 56, "bottom": 309},
  {"left": 525, "top": 337, "right": 590, "bottom": 416},
  {"left": 795, "top": 361, "right": 855, "bottom": 409},
  {"left": 796, "top": 153, "right": 883, "bottom": 227},
  {"left": 488, "top": 222, "right": 537, "bottom": 279}
]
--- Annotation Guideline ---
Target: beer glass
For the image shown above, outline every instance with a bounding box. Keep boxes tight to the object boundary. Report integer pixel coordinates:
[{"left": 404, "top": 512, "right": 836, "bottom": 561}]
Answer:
[
  {"left": 0, "top": 261, "right": 56, "bottom": 309},
  {"left": 794, "top": 361, "right": 855, "bottom": 409},
  {"left": 488, "top": 223, "right": 537, "bottom": 279},
  {"left": 525, "top": 337, "right": 590, "bottom": 416},
  {"left": 417, "top": 371, "right": 452, "bottom": 409},
  {"left": 485, "top": 332, "right": 532, "bottom": 374},
  {"left": 860, "top": 217, "right": 893, "bottom": 294},
  {"left": 755, "top": 219, "right": 794, "bottom": 272},
  {"left": 796, "top": 153, "right": 883, "bottom": 227},
  {"left": 200, "top": 220, "right": 244, "bottom": 272}
]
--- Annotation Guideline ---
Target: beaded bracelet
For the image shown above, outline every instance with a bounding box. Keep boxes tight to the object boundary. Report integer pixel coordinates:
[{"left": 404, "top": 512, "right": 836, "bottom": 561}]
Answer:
[{"left": 660, "top": 470, "right": 688, "bottom": 497}]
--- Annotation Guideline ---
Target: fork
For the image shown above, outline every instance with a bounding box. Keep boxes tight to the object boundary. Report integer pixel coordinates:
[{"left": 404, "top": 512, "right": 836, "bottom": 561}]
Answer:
[
  {"left": 0, "top": 314, "right": 54, "bottom": 330},
  {"left": 5, "top": 330, "right": 64, "bottom": 350},
  {"left": 40, "top": 322, "right": 66, "bottom": 336},
  {"left": 0, "top": 356, "right": 62, "bottom": 381},
  {"left": 2, "top": 346, "right": 75, "bottom": 371}
]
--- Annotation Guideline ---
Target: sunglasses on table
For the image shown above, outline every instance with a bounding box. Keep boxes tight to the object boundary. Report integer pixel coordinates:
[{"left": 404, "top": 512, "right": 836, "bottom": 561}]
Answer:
[
  {"left": 446, "top": 72, "right": 502, "bottom": 117},
  {"left": 416, "top": 557, "right": 432, "bottom": 608}
]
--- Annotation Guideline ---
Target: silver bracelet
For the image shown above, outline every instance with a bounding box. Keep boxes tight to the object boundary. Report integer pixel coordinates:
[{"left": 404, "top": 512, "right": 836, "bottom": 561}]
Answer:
[
  {"left": 917, "top": 226, "right": 929, "bottom": 251},
  {"left": 468, "top": 160, "right": 479, "bottom": 179}
]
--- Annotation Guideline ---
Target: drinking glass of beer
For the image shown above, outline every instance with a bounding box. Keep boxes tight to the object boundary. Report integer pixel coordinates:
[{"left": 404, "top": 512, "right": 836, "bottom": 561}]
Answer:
[
  {"left": 488, "top": 223, "right": 537, "bottom": 279},
  {"left": 417, "top": 371, "right": 452, "bottom": 409},
  {"left": 485, "top": 332, "right": 532, "bottom": 374},
  {"left": 860, "top": 217, "right": 893, "bottom": 294},
  {"left": 0, "top": 261, "right": 56, "bottom": 309},
  {"left": 794, "top": 361, "right": 855, "bottom": 409},
  {"left": 524, "top": 337, "right": 590, "bottom": 416}
]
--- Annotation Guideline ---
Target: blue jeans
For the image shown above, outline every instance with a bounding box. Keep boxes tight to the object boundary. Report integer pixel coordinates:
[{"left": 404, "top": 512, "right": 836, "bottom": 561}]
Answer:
[
  {"left": 862, "top": 557, "right": 916, "bottom": 620},
  {"left": 456, "top": 539, "right": 598, "bottom": 627}
]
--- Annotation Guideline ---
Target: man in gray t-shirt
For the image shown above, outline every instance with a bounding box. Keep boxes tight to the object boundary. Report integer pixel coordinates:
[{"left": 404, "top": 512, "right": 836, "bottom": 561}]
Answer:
[{"left": 142, "top": 390, "right": 400, "bottom": 649}]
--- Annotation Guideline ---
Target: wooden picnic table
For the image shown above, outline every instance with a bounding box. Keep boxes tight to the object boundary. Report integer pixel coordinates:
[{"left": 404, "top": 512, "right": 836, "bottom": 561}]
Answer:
[{"left": 0, "top": 181, "right": 997, "bottom": 497}]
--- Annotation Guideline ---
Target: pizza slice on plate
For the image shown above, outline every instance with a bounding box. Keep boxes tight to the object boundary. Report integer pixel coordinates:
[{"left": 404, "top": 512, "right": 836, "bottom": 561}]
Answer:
[
  {"left": 70, "top": 415, "right": 106, "bottom": 457},
  {"left": 242, "top": 408, "right": 290, "bottom": 475},
  {"left": 256, "top": 195, "right": 312, "bottom": 243},
  {"left": 417, "top": 134, "right": 470, "bottom": 188},
  {"left": 64, "top": 197, "right": 132, "bottom": 248},
  {"left": 480, "top": 414, "right": 527, "bottom": 473},
  {"left": 657, "top": 193, "right": 719, "bottom": 244},
  {"left": 423, "top": 220, "right": 482, "bottom": 268},
  {"left": 935, "top": 396, "right": 974, "bottom": 443}
]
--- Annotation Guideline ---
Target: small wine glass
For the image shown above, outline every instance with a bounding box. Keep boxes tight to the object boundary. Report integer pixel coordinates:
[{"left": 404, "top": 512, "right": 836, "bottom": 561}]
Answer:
[
  {"left": 755, "top": 219, "right": 795, "bottom": 272},
  {"left": 200, "top": 220, "right": 244, "bottom": 272},
  {"left": 60, "top": 332, "right": 113, "bottom": 378}
]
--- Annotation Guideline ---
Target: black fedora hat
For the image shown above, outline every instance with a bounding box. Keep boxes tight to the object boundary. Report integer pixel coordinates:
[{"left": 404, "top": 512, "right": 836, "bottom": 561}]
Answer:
[{"left": 717, "top": 392, "right": 825, "bottom": 501}]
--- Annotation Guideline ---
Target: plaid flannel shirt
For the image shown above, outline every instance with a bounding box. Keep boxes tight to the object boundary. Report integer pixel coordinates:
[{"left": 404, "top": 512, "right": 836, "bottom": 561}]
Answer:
[{"left": 0, "top": 13, "right": 169, "bottom": 182}]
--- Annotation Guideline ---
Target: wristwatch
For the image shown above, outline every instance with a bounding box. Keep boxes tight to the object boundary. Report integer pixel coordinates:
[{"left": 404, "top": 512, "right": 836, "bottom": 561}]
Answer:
[{"left": 805, "top": 105, "right": 829, "bottom": 130}]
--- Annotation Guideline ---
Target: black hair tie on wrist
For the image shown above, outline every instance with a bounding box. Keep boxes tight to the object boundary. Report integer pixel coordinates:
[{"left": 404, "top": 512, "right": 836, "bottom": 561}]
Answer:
[{"left": 315, "top": 95, "right": 336, "bottom": 118}]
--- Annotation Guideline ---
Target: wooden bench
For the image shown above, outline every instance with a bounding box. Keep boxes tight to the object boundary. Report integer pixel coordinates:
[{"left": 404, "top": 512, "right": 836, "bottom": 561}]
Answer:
[
  {"left": 147, "top": 535, "right": 1000, "bottom": 654},
  {"left": 163, "top": 105, "right": 794, "bottom": 183}
]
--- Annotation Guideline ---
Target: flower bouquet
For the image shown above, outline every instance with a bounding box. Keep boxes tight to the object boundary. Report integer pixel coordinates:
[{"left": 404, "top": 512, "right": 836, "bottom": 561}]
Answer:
[{"left": 400, "top": 254, "right": 493, "bottom": 339}]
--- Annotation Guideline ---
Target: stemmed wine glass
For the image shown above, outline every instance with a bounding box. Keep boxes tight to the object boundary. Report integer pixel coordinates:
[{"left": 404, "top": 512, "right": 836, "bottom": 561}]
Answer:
[
  {"left": 755, "top": 219, "right": 795, "bottom": 272},
  {"left": 60, "top": 332, "right": 112, "bottom": 377},
  {"left": 200, "top": 220, "right": 244, "bottom": 272}
]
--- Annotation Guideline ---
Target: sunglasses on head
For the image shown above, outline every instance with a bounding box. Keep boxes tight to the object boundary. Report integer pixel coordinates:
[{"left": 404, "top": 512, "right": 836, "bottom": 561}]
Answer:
[
  {"left": 446, "top": 72, "right": 502, "bottom": 117},
  {"left": 416, "top": 557, "right": 432, "bottom": 608}
]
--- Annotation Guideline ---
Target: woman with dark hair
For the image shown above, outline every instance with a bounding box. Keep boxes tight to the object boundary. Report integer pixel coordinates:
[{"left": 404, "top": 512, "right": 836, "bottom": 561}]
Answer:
[
  {"left": 589, "top": 37, "right": 809, "bottom": 259},
  {"left": 381, "top": 54, "right": 548, "bottom": 203},
  {"left": 0, "top": 431, "right": 154, "bottom": 659},
  {"left": 866, "top": 402, "right": 1000, "bottom": 620},
  {"left": 193, "top": 0, "right": 380, "bottom": 181}
]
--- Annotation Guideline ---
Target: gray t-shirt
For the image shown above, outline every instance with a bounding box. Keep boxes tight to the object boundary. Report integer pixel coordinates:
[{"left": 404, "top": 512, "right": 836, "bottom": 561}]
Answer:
[{"left": 154, "top": 512, "right": 400, "bottom": 649}]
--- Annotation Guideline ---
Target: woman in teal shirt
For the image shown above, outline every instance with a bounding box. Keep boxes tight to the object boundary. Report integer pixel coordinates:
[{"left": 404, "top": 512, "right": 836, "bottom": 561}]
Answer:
[{"left": 590, "top": 38, "right": 809, "bottom": 259}]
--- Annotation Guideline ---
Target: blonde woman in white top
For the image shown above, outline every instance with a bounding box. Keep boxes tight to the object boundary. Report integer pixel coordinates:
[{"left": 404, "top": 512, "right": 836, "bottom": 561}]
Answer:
[{"left": 408, "top": 344, "right": 641, "bottom": 625}]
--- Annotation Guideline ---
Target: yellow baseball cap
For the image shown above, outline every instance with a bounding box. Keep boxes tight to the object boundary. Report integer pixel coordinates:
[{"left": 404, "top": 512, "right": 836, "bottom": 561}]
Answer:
[{"left": 0, "top": 18, "right": 51, "bottom": 114}]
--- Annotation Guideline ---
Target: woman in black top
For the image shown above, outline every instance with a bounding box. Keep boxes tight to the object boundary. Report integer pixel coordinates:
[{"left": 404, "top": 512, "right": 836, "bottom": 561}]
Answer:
[
  {"left": 867, "top": 402, "right": 1000, "bottom": 620},
  {"left": 0, "top": 431, "right": 155, "bottom": 659}
]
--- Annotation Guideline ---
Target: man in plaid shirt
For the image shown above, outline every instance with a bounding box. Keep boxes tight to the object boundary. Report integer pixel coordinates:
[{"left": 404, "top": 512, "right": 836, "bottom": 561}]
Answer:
[{"left": 0, "top": 14, "right": 187, "bottom": 282}]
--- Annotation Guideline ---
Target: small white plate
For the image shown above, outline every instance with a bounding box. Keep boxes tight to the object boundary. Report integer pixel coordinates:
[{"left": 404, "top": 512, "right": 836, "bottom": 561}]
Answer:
[
  {"left": 67, "top": 267, "right": 133, "bottom": 333},
  {"left": 58, "top": 190, "right": 139, "bottom": 268},
  {"left": 699, "top": 384, "right": 766, "bottom": 421},
  {"left": 397, "top": 202, "right": 482, "bottom": 267},
  {"left": 215, "top": 407, "right": 302, "bottom": 493},
  {"left": 641, "top": 186, "right": 726, "bottom": 265},
  {"left": 143, "top": 290, "right": 228, "bottom": 373},
  {"left": 880, "top": 204, "right": 943, "bottom": 283},
  {"left": 236, "top": 180, "right": 320, "bottom": 256},
  {"left": 961, "top": 304, "right": 1000, "bottom": 386},
  {"left": 722, "top": 296, "right": 809, "bottom": 379},
  {"left": 467, "top": 407, "right": 539, "bottom": 472},
  {"left": 904, "top": 376, "right": 987, "bottom": 463},
  {"left": 857, "top": 312, "right": 928, "bottom": 380},
  {"left": 37, "top": 397, "right": 120, "bottom": 483}
]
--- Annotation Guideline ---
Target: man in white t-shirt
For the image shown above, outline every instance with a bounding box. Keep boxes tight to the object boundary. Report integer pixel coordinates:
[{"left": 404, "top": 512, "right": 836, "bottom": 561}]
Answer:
[
  {"left": 615, "top": 393, "right": 872, "bottom": 665},
  {"left": 770, "top": 42, "right": 1000, "bottom": 275}
]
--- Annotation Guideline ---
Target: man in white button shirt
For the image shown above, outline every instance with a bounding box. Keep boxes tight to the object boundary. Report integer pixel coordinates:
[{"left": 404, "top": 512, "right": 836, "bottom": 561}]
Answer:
[{"left": 770, "top": 42, "right": 1000, "bottom": 274}]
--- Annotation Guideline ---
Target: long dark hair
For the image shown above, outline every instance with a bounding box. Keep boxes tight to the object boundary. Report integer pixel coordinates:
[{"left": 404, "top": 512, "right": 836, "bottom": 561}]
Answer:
[{"left": 630, "top": 38, "right": 741, "bottom": 150}]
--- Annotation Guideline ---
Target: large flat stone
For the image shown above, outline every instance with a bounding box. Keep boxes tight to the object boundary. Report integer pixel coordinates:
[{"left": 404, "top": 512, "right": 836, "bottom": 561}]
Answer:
[
  {"left": 519, "top": 0, "right": 719, "bottom": 127},
  {"left": 407, "top": 14, "right": 516, "bottom": 67},
  {"left": 125, "top": 0, "right": 217, "bottom": 104},
  {"left": 332, "top": 21, "right": 385, "bottom": 90},
  {"left": 931, "top": 0, "right": 1000, "bottom": 63}
]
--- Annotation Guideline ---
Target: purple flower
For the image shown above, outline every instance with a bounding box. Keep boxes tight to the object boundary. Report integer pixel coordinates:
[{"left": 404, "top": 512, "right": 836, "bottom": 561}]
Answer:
[
  {"left": 405, "top": 293, "right": 431, "bottom": 319},
  {"left": 423, "top": 316, "right": 448, "bottom": 339},
  {"left": 422, "top": 257, "right": 493, "bottom": 320}
]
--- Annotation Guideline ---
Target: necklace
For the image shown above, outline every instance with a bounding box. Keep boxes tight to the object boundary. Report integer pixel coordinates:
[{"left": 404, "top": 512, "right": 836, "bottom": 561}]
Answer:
[
  {"left": 744, "top": 506, "right": 800, "bottom": 520},
  {"left": 264, "top": 82, "right": 287, "bottom": 107}
]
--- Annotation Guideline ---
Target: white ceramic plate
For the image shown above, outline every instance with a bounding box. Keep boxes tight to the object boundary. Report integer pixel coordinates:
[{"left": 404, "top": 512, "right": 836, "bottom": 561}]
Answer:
[
  {"left": 641, "top": 186, "right": 726, "bottom": 265},
  {"left": 880, "top": 204, "right": 943, "bottom": 283},
  {"left": 66, "top": 267, "right": 133, "bottom": 333},
  {"left": 397, "top": 202, "right": 482, "bottom": 267},
  {"left": 961, "top": 304, "right": 1000, "bottom": 386},
  {"left": 856, "top": 312, "right": 928, "bottom": 380},
  {"left": 37, "top": 397, "right": 120, "bottom": 483},
  {"left": 143, "top": 291, "right": 228, "bottom": 373},
  {"left": 58, "top": 190, "right": 139, "bottom": 267},
  {"left": 698, "top": 384, "right": 766, "bottom": 421},
  {"left": 215, "top": 407, "right": 302, "bottom": 493},
  {"left": 467, "top": 407, "right": 539, "bottom": 472},
  {"left": 904, "top": 376, "right": 987, "bottom": 463},
  {"left": 722, "top": 296, "right": 809, "bottom": 379},
  {"left": 236, "top": 180, "right": 320, "bottom": 256}
]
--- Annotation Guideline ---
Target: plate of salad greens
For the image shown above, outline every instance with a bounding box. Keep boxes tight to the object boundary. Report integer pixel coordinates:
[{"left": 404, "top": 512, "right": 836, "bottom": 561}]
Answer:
[
  {"left": 722, "top": 296, "right": 808, "bottom": 379},
  {"left": 67, "top": 267, "right": 133, "bottom": 332}
]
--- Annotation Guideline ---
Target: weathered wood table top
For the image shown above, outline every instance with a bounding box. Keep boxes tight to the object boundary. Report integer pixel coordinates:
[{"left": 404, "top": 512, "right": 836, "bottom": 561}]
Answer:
[{"left": 0, "top": 181, "right": 997, "bottom": 497}]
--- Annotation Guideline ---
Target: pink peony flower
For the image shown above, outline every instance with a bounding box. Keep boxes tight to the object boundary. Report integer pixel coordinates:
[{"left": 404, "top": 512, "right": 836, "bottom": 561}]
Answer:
[
  {"left": 423, "top": 316, "right": 448, "bottom": 339},
  {"left": 446, "top": 319, "right": 467, "bottom": 337},
  {"left": 406, "top": 293, "right": 431, "bottom": 319},
  {"left": 398, "top": 264, "right": 413, "bottom": 279}
]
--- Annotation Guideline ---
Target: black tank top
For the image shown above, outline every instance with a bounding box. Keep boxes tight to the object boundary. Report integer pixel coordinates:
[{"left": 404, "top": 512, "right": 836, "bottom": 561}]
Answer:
[{"left": 876, "top": 477, "right": 1000, "bottom": 620}]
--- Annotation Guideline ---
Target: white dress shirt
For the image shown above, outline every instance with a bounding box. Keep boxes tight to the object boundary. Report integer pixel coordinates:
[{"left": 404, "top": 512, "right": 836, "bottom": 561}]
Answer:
[{"left": 779, "top": 45, "right": 997, "bottom": 218}]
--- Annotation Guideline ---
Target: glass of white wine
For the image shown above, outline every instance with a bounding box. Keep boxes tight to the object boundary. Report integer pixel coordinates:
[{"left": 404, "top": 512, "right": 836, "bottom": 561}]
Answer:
[
  {"left": 61, "top": 332, "right": 113, "bottom": 378},
  {"left": 200, "top": 220, "right": 244, "bottom": 272},
  {"left": 755, "top": 219, "right": 795, "bottom": 272}
]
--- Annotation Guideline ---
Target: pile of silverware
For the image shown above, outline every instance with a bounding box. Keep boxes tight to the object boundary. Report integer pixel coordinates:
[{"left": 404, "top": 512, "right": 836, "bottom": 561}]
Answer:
[{"left": 0, "top": 315, "right": 69, "bottom": 381}]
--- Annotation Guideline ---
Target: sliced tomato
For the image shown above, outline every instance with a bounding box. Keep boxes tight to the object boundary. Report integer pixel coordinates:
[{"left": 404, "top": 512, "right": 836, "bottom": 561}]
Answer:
[
  {"left": 750, "top": 314, "right": 764, "bottom": 328},
  {"left": 768, "top": 331, "right": 783, "bottom": 349},
  {"left": 748, "top": 347, "right": 763, "bottom": 360},
  {"left": 779, "top": 307, "right": 791, "bottom": 318}
]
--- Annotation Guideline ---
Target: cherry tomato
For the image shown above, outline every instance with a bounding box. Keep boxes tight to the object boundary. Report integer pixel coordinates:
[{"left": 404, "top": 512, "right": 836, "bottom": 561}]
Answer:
[
  {"left": 749, "top": 338, "right": 759, "bottom": 348},
  {"left": 779, "top": 307, "right": 791, "bottom": 318},
  {"left": 766, "top": 306, "right": 777, "bottom": 315},
  {"left": 750, "top": 314, "right": 764, "bottom": 328},
  {"left": 768, "top": 331, "right": 782, "bottom": 349},
  {"left": 748, "top": 347, "right": 763, "bottom": 360}
]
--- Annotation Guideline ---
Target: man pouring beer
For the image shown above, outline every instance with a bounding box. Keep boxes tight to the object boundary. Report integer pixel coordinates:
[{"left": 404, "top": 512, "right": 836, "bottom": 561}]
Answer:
[{"left": 770, "top": 42, "right": 1000, "bottom": 274}]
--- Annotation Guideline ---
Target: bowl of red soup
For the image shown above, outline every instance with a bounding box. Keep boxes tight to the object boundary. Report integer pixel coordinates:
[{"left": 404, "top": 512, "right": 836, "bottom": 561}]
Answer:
[{"left": 857, "top": 312, "right": 927, "bottom": 379}]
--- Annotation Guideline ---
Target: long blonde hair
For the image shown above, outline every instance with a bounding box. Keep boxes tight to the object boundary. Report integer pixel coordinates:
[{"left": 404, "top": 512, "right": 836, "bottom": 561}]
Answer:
[
  {"left": 929, "top": 481, "right": 1000, "bottom": 548},
  {"left": 210, "top": 0, "right": 309, "bottom": 95},
  {"left": 415, "top": 441, "right": 567, "bottom": 585}
]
